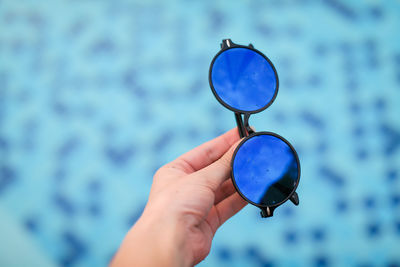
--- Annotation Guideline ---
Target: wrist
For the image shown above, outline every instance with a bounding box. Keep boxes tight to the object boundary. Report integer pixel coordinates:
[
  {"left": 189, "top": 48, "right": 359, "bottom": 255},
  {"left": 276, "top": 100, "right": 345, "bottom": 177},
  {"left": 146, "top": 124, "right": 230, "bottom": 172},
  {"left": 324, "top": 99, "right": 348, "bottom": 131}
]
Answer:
[{"left": 111, "top": 212, "right": 192, "bottom": 267}]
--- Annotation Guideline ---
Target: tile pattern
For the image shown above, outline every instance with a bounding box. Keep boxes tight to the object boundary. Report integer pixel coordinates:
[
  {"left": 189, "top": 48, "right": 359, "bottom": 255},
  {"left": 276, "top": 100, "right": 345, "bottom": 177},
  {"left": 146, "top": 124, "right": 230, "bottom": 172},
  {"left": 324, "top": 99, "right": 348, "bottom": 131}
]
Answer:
[{"left": 0, "top": 0, "right": 399, "bottom": 266}]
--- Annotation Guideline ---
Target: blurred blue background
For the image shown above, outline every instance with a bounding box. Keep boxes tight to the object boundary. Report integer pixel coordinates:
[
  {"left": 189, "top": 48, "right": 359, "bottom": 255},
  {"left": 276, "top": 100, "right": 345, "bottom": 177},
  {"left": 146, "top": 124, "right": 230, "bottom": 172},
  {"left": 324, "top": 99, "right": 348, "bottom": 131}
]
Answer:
[{"left": 1, "top": 0, "right": 400, "bottom": 266}]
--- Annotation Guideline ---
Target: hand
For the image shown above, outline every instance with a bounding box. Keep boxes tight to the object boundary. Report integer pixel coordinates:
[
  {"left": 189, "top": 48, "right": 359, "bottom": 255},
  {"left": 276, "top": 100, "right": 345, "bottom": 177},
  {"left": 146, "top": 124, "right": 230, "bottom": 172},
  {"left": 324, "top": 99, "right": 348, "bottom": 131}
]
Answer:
[{"left": 111, "top": 128, "right": 247, "bottom": 267}]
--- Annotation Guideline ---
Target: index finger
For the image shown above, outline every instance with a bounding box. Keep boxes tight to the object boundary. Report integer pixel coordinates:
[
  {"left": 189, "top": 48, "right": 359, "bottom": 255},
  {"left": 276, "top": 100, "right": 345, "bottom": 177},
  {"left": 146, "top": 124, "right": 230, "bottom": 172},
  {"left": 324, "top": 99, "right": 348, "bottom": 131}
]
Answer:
[{"left": 171, "top": 128, "right": 240, "bottom": 173}]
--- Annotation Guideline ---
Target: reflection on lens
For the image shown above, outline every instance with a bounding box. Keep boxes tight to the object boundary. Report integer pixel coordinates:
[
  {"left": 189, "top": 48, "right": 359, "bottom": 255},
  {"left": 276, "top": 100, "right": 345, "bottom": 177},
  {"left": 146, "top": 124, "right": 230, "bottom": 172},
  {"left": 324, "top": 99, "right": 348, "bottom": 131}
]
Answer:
[
  {"left": 232, "top": 133, "right": 299, "bottom": 206},
  {"left": 210, "top": 47, "right": 277, "bottom": 112}
]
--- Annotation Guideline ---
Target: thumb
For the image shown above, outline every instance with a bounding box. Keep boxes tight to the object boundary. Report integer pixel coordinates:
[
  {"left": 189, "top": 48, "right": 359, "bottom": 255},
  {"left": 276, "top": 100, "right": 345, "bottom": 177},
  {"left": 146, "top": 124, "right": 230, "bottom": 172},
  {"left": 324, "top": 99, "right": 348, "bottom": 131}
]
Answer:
[{"left": 192, "top": 139, "right": 242, "bottom": 192}]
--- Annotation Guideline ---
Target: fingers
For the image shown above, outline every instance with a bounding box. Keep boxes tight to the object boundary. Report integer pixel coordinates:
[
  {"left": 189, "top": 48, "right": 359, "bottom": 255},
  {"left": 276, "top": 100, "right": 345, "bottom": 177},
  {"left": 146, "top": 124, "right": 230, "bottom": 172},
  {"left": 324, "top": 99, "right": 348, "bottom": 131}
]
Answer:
[
  {"left": 167, "top": 128, "right": 240, "bottom": 174},
  {"left": 215, "top": 193, "right": 247, "bottom": 227},
  {"left": 192, "top": 139, "right": 242, "bottom": 193},
  {"left": 214, "top": 179, "right": 236, "bottom": 204},
  {"left": 206, "top": 192, "right": 247, "bottom": 234}
]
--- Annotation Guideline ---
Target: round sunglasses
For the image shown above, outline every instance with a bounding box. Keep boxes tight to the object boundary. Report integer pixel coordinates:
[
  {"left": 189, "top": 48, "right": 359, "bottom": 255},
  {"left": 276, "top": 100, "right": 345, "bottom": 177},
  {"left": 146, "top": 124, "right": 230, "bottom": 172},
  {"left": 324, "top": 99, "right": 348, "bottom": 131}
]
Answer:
[{"left": 209, "top": 39, "right": 301, "bottom": 218}]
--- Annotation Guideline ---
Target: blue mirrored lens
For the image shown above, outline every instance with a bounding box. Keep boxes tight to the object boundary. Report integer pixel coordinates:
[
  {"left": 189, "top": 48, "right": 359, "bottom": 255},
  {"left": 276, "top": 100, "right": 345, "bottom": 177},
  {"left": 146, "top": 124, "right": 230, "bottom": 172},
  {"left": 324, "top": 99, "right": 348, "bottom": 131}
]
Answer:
[
  {"left": 211, "top": 48, "right": 277, "bottom": 112},
  {"left": 232, "top": 134, "right": 299, "bottom": 206}
]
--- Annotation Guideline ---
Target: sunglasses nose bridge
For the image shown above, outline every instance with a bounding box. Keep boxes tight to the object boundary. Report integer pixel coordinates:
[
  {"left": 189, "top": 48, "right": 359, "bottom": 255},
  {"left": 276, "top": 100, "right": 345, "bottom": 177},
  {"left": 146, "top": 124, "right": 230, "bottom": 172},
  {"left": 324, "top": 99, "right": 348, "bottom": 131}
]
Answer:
[
  {"left": 234, "top": 113, "right": 247, "bottom": 138},
  {"left": 243, "top": 113, "right": 255, "bottom": 135},
  {"left": 234, "top": 112, "right": 255, "bottom": 139}
]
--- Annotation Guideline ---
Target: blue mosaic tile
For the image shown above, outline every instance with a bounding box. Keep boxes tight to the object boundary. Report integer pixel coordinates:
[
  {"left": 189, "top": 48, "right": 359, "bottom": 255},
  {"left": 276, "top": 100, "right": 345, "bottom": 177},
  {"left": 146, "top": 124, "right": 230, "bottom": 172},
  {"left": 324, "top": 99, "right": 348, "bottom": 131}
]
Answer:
[{"left": 0, "top": 1, "right": 399, "bottom": 266}]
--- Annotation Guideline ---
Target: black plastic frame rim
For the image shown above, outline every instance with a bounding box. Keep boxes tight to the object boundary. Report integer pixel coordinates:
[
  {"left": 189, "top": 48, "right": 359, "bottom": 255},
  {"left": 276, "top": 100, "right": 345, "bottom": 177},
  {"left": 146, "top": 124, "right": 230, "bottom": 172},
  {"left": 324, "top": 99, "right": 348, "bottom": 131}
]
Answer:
[
  {"left": 230, "top": 131, "right": 301, "bottom": 209},
  {"left": 208, "top": 43, "right": 280, "bottom": 115}
]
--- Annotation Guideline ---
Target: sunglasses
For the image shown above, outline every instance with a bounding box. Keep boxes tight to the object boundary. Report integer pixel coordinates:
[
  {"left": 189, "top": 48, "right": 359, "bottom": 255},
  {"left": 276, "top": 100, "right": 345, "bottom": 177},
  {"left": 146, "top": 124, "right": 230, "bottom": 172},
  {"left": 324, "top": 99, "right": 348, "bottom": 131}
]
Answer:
[{"left": 209, "top": 39, "right": 301, "bottom": 218}]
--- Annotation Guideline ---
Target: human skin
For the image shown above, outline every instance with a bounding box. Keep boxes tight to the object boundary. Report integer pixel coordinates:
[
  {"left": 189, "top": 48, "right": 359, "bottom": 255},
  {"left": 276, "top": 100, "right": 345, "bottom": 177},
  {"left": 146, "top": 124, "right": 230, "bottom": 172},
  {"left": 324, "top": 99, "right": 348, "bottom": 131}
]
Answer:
[{"left": 110, "top": 128, "right": 248, "bottom": 267}]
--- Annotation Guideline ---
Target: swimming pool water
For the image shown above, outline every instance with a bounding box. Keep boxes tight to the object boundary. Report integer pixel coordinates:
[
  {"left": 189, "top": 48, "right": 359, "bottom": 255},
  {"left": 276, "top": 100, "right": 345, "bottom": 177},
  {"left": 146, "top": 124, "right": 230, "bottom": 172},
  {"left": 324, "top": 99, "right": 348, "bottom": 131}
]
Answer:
[{"left": 1, "top": 0, "right": 400, "bottom": 266}]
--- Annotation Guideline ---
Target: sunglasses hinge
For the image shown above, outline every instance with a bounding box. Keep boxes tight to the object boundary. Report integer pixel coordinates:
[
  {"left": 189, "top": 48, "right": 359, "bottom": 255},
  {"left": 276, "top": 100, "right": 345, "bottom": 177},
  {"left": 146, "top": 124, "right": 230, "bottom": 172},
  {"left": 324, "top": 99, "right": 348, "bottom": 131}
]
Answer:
[
  {"left": 220, "top": 39, "right": 254, "bottom": 50},
  {"left": 221, "top": 39, "right": 233, "bottom": 49},
  {"left": 260, "top": 207, "right": 274, "bottom": 218}
]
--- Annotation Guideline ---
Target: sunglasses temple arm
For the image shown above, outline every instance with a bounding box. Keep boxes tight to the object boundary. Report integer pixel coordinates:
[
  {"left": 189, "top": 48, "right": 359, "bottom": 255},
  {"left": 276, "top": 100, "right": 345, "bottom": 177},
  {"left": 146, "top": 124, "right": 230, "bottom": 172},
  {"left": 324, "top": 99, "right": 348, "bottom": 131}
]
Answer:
[{"left": 234, "top": 113, "right": 247, "bottom": 138}]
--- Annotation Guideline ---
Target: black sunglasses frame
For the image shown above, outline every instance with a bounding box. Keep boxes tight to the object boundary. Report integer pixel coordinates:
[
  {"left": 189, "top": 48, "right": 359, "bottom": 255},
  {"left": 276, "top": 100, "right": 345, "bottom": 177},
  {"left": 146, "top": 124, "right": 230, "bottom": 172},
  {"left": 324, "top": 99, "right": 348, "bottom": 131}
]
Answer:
[{"left": 208, "top": 39, "right": 301, "bottom": 218}]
